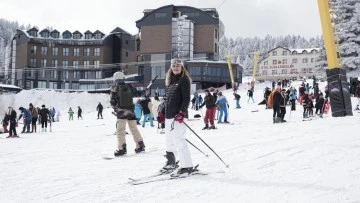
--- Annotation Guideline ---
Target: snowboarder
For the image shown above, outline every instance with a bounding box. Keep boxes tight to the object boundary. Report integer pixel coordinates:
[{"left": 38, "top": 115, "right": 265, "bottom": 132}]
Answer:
[{"left": 110, "top": 71, "right": 145, "bottom": 156}]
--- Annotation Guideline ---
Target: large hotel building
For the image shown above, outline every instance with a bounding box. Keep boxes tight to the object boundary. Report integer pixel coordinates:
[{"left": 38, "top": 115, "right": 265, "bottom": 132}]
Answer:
[{"left": 2, "top": 5, "right": 242, "bottom": 94}]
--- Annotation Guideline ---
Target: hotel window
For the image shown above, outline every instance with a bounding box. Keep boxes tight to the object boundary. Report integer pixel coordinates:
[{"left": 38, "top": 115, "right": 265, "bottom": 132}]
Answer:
[
  {"left": 85, "top": 34, "right": 92, "bottom": 39},
  {"left": 51, "top": 32, "right": 59, "bottom": 38},
  {"left": 126, "top": 52, "right": 129, "bottom": 57},
  {"left": 84, "top": 72, "right": 89, "bottom": 79},
  {"left": 63, "top": 71, "right": 69, "bottom": 79},
  {"left": 63, "top": 48, "right": 69, "bottom": 56},
  {"left": 215, "top": 28, "right": 218, "bottom": 39},
  {"left": 311, "top": 58, "right": 315, "bottom": 63},
  {"left": 52, "top": 47, "right": 58, "bottom": 56},
  {"left": 308, "top": 68, "right": 313, "bottom": 73},
  {"left": 125, "top": 40, "right": 128, "bottom": 45},
  {"left": 282, "top": 51, "right": 287, "bottom": 55},
  {"left": 215, "top": 43, "right": 218, "bottom": 53},
  {"left": 30, "top": 58, "right": 37, "bottom": 67},
  {"left": 31, "top": 46, "right": 37, "bottom": 54},
  {"left": 84, "top": 60, "right": 90, "bottom": 68},
  {"left": 292, "top": 59, "right": 298, "bottom": 64},
  {"left": 272, "top": 51, "right": 277, "bottom": 56},
  {"left": 73, "top": 34, "right": 81, "bottom": 39},
  {"left": 41, "top": 47, "right": 47, "bottom": 55},
  {"left": 41, "top": 59, "right": 47, "bottom": 67},
  {"left": 282, "top": 59, "right": 287, "bottom": 64},
  {"left": 94, "top": 60, "right": 100, "bottom": 68},
  {"left": 302, "top": 68, "right": 307, "bottom": 73},
  {"left": 62, "top": 60, "right": 68, "bottom": 67},
  {"left": 38, "top": 81, "right": 47, "bottom": 88},
  {"left": 83, "top": 48, "right": 90, "bottom": 56},
  {"left": 30, "top": 31, "right": 37, "bottom": 37},
  {"left": 73, "top": 48, "right": 80, "bottom": 56},
  {"left": 272, "top": 70, "right": 277, "bottom": 75},
  {"left": 41, "top": 69, "right": 46, "bottom": 78},
  {"left": 264, "top": 61, "right": 268, "bottom": 65},
  {"left": 272, "top": 60, "right": 277, "bottom": 65},
  {"left": 96, "top": 71, "right": 101, "bottom": 79},
  {"left": 73, "top": 61, "right": 79, "bottom": 68},
  {"left": 74, "top": 71, "right": 81, "bottom": 79},
  {"left": 302, "top": 58, "right": 308, "bottom": 63},
  {"left": 262, "top": 70, "right": 268, "bottom": 75},
  {"left": 94, "top": 48, "right": 100, "bottom": 56},
  {"left": 281, "top": 69, "right": 287, "bottom": 74},
  {"left": 52, "top": 59, "right": 58, "bottom": 67},
  {"left": 94, "top": 33, "right": 102, "bottom": 39}
]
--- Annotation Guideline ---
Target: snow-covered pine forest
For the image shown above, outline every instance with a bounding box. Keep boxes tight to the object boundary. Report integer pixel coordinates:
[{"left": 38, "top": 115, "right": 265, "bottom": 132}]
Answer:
[{"left": 1, "top": 0, "right": 360, "bottom": 75}]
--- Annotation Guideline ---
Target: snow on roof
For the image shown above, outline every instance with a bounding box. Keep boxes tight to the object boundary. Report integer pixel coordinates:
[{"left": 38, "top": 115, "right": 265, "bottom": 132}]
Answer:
[
  {"left": 289, "top": 48, "right": 320, "bottom": 53},
  {"left": 0, "top": 84, "right": 22, "bottom": 89}
]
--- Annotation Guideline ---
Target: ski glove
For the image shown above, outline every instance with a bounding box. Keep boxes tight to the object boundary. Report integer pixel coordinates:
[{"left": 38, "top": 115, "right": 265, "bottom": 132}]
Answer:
[{"left": 174, "top": 111, "right": 186, "bottom": 123}]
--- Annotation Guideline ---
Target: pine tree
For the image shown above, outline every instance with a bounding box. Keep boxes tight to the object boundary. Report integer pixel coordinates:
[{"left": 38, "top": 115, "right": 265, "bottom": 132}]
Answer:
[{"left": 332, "top": 0, "right": 360, "bottom": 70}]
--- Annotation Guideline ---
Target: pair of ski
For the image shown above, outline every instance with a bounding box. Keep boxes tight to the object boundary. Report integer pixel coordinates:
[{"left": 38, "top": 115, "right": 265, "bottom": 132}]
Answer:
[{"left": 128, "top": 165, "right": 225, "bottom": 185}]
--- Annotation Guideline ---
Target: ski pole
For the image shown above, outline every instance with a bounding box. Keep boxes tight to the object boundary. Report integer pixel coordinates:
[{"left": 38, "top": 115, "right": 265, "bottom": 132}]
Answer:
[
  {"left": 186, "top": 139, "right": 209, "bottom": 157},
  {"left": 183, "top": 121, "right": 229, "bottom": 168}
]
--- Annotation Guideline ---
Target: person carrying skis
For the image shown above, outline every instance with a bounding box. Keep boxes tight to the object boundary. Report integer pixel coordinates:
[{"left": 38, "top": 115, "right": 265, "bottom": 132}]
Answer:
[
  {"left": 77, "top": 106, "right": 83, "bottom": 120},
  {"left": 96, "top": 102, "right": 103, "bottom": 119},
  {"left": 110, "top": 71, "right": 145, "bottom": 156},
  {"left": 159, "top": 58, "right": 196, "bottom": 176},
  {"left": 6, "top": 107, "right": 18, "bottom": 138},
  {"left": 18, "top": 107, "right": 32, "bottom": 133},
  {"left": 39, "top": 105, "right": 51, "bottom": 132},
  {"left": 200, "top": 89, "right": 217, "bottom": 130}
]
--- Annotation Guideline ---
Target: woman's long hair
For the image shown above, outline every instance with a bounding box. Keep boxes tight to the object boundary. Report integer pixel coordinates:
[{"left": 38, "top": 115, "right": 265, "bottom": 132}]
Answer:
[{"left": 165, "top": 65, "right": 192, "bottom": 86}]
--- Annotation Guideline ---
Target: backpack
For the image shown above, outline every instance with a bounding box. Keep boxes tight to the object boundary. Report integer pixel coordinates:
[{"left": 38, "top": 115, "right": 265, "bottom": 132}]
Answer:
[
  {"left": 116, "top": 84, "right": 133, "bottom": 109},
  {"left": 267, "top": 91, "right": 275, "bottom": 108}
]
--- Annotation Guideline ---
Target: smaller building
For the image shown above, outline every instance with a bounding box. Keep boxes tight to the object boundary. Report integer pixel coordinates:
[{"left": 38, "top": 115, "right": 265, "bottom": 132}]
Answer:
[{"left": 257, "top": 46, "right": 320, "bottom": 80}]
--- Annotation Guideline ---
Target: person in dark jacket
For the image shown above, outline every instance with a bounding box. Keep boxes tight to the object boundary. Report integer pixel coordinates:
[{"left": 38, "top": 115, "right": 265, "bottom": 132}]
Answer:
[
  {"left": 78, "top": 106, "right": 83, "bottom": 120},
  {"left": 302, "top": 91, "right": 310, "bottom": 118},
  {"left": 272, "top": 87, "right": 282, "bottom": 123},
  {"left": 160, "top": 58, "right": 195, "bottom": 177},
  {"left": 96, "top": 102, "right": 103, "bottom": 119},
  {"left": 6, "top": 107, "right": 18, "bottom": 138},
  {"left": 233, "top": 92, "right": 241, "bottom": 109},
  {"left": 2, "top": 113, "right": 10, "bottom": 133},
  {"left": 200, "top": 90, "right": 217, "bottom": 130},
  {"left": 18, "top": 107, "right": 32, "bottom": 133},
  {"left": 315, "top": 93, "right": 325, "bottom": 117},
  {"left": 139, "top": 96, "right": 154, "bottom": 127},
  {"left": 39, "top": 105, "right": 51, "bottom": 132},
  {"left": 111, "top": 71, "right": 145, "bottom": 156}
]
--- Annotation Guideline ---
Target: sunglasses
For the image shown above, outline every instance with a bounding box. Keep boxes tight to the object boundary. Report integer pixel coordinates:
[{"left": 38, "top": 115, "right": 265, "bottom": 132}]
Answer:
[{"left": 171, "top": 59, "right": 184, "bottom": 66}]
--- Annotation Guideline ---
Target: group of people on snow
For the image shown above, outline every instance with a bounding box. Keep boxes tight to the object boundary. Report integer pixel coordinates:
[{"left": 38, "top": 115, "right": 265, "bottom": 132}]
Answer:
[{"left": 1, "top": 104, "right": 54, "bottom": 138}]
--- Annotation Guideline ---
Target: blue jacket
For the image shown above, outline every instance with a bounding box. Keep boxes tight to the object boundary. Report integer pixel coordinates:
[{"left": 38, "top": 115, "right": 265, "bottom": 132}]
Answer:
[
  {"left": 289, "top": 90, "right": 297, "bottom": 100},
  {"left": 216, "top": 95, "right": 228, "bottom": 108},
  {"left": 134, "top": 103, "right": 142, "bottom": 119},
  {"left": 21, "top": 109, "right": 32, "bottom": 121}
]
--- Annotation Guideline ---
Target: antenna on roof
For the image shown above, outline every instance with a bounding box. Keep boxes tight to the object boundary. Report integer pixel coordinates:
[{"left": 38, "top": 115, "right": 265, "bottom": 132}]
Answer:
[{"left": 217, "top": 0, "right": 227, "bottom": 9}]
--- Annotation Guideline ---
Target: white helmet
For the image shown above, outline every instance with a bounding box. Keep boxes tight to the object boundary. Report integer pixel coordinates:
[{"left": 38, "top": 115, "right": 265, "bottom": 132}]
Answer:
[{"left": 113, "top": 71, "right": 125, "bottom": 83}]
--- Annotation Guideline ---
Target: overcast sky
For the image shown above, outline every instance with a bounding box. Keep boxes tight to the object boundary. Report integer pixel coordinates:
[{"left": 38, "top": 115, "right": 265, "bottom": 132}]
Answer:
[{"left": 0, "top": 0, "right": 322, "bottom": 39}]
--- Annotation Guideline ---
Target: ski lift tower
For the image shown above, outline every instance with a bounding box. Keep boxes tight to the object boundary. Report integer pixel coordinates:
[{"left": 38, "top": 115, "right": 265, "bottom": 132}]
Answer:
[
  {"left": 226, "top": 55, "right": 236, "bottom": 92},
  {"left": 249, "top": 52, "right": 260, "bottom": 91}
]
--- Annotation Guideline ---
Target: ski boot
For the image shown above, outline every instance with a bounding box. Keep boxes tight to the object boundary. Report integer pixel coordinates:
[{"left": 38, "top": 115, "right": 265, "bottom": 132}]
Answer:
[
  {"left": 135, "top": 141, "right": 145, "bottom": 153},
  {"left": 202, "top": 124, "right": 209, "bottom": 130},
  {"left": 208, "top": 125, "right": 216, "bottom": 130},
  {"left": 114, "top": 144, "right": 127, "bottom": 157},
  {"left": 160, "top": 151, "right": 178, "bottom": 173},
  {"left": 172, "top": 165, "right": 199, "bottom": 177}
]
